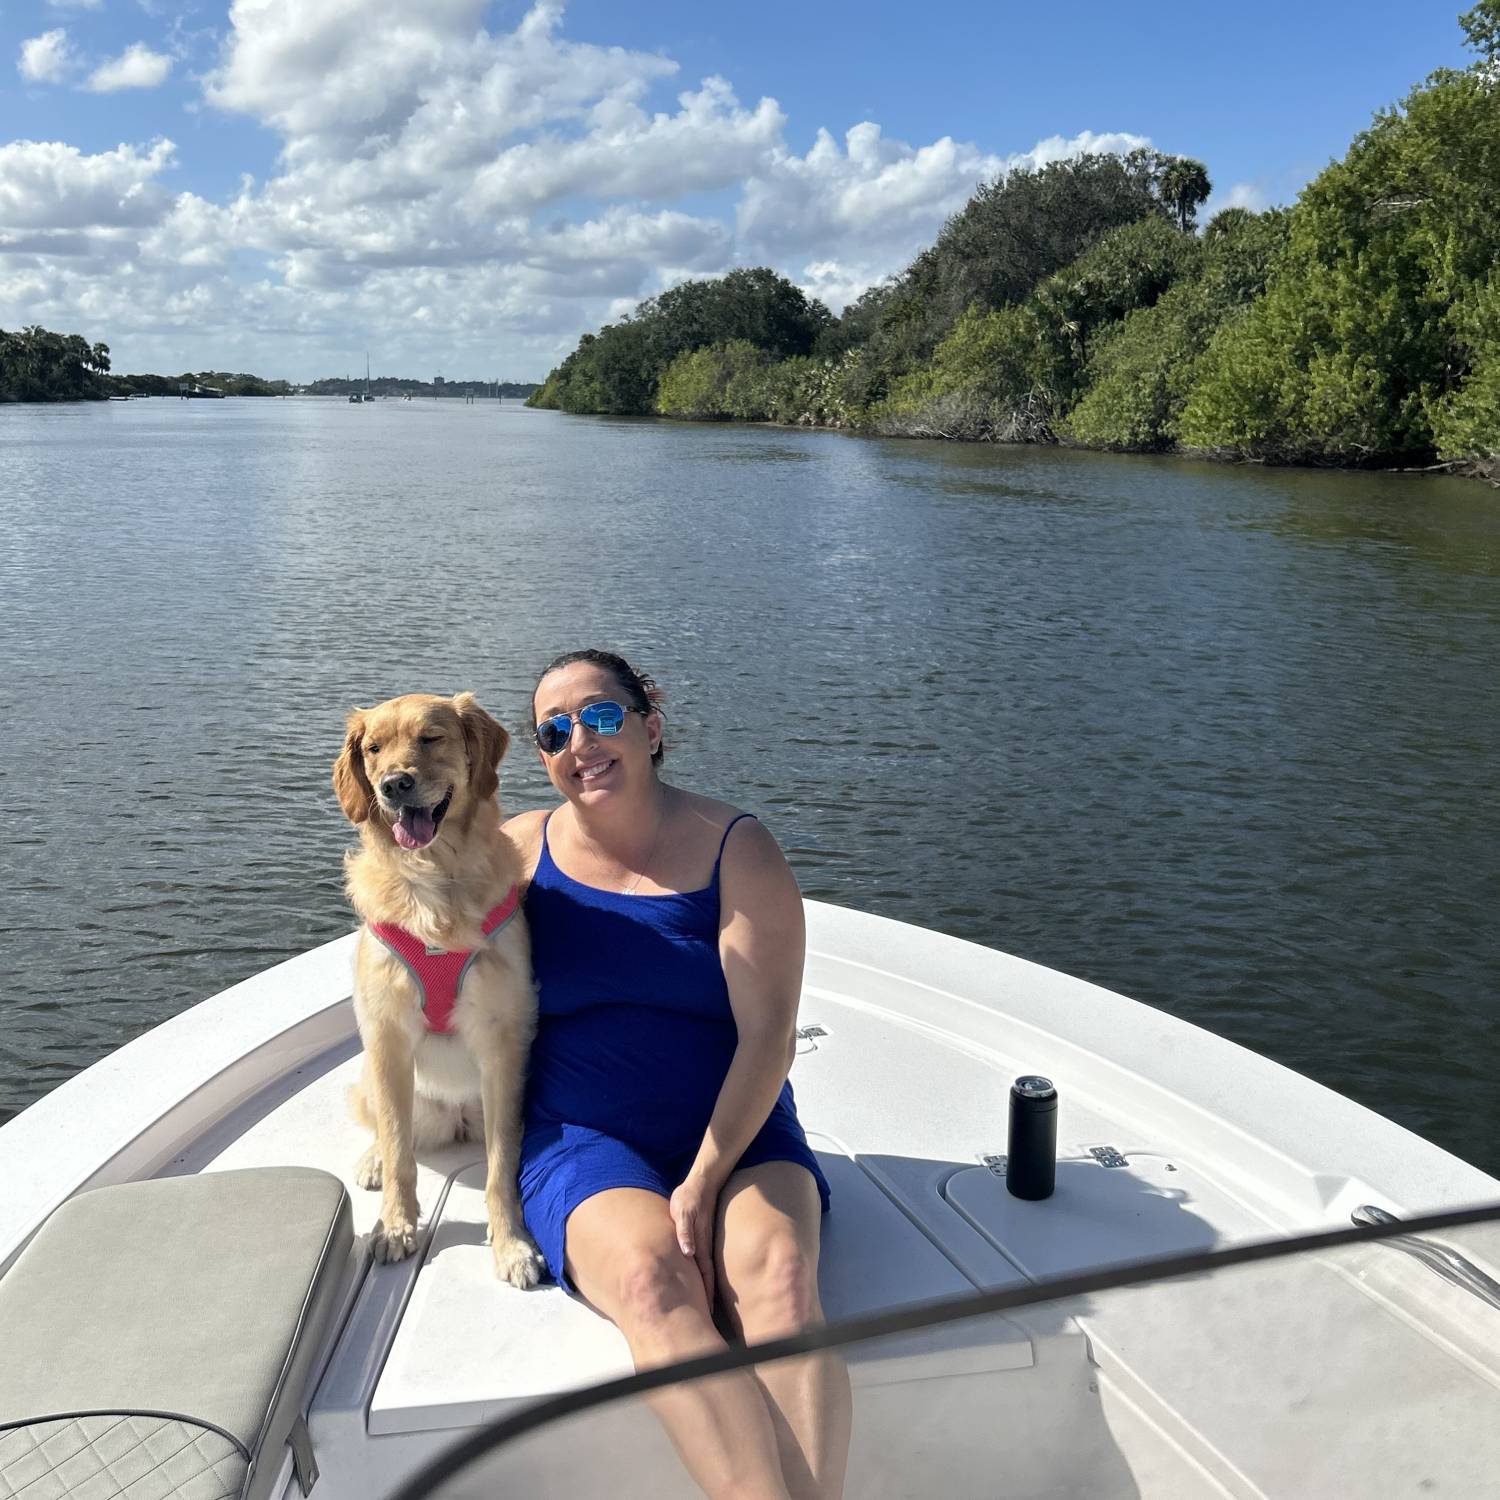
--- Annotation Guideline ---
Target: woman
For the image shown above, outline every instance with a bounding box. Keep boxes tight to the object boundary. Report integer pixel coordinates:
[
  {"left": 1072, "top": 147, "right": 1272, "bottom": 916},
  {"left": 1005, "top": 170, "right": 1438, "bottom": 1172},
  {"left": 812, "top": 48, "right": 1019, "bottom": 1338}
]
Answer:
[{"left": 504, "top": 648, "right": 851, "bottom": 1500}]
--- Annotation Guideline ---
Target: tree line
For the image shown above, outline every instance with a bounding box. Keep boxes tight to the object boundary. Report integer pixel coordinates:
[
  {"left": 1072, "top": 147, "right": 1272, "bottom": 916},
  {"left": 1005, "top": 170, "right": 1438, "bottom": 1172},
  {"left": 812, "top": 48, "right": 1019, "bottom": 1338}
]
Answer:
[
  {"left": 0, "top": 327, "right": 113, "bottom": 401},
  {"left": 531, "top": 2, "right": 1500, "bottom": 483},
  {"left": 0, "top": 327, "right": 295, "bottom": 400}
]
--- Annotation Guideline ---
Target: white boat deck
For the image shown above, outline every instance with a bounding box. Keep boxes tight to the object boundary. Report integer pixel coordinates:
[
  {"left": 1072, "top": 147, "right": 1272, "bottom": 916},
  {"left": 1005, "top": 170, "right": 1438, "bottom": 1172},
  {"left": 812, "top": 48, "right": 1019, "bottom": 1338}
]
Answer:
[{"left": 3, "top": 901, "right": 1499, "bottom": 1498}]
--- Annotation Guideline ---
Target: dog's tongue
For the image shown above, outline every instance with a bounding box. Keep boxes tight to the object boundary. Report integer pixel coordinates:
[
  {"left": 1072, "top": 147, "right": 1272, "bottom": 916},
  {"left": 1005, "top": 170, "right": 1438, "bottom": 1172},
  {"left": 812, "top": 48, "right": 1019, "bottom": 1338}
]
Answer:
[{"left": 394, "top": 806, "right": 437, "bottom": 850}]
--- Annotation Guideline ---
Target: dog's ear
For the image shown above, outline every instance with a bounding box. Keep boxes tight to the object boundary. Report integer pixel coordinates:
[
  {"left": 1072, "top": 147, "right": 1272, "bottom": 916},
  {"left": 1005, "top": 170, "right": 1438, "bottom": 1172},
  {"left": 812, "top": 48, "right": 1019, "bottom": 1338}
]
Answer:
[
  {"left": 333, "top": 709, "right": 375, "bottom": 824},
  {"left": 454, "top": 692, "right": 508, "bottom": 803}
]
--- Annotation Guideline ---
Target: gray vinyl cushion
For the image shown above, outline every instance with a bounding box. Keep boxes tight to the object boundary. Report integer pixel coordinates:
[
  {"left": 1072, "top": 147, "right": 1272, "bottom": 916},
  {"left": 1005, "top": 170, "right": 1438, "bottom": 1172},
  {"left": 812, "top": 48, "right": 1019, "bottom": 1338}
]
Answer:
[
  {"left": 0, "top": 1168, "right": 354, "bottom": 1500},
  {"left": 0, "top": 1415, "right": 244, "bottom": 1500}
]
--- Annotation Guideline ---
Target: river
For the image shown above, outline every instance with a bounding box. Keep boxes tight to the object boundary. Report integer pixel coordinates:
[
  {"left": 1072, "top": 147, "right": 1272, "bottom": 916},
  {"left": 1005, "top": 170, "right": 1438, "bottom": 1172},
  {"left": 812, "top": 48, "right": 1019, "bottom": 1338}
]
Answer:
[{"left": 2, "top": 396, "right": 1497, "bottom": 1172}]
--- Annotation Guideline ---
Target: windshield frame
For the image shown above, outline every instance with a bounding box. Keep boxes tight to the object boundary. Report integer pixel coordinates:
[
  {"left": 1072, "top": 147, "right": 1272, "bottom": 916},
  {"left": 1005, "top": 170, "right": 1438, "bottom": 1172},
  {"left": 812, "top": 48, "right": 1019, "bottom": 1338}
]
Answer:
[{"left": 389, "top": 1196, "right": 1500, "bottom": 1500}]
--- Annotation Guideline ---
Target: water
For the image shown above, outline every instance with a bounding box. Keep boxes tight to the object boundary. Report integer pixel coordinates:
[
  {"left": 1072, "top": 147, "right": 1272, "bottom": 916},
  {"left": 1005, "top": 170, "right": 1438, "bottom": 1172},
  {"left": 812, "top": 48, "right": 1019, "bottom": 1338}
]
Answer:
[{"left": 2, "top": 397, "right": 1497, "bottom": 1172}]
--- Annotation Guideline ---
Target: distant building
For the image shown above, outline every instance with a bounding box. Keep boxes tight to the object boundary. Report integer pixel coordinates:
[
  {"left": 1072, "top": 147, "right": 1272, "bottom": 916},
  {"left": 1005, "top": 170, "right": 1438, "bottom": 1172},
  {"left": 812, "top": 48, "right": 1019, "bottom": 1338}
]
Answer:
[{"left": 434, "top": 375, "right": 445, "bottom": 387}]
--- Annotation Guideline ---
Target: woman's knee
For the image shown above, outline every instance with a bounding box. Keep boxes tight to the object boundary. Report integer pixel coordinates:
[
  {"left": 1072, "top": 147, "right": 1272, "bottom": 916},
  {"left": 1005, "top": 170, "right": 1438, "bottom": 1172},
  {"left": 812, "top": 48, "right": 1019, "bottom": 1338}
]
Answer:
[
  {"left": 725, "top": 1228, "right": 821, "bottom": 1336},
  {"left": 608, "top": 1245, "right": 706, "bottom": 1331}
]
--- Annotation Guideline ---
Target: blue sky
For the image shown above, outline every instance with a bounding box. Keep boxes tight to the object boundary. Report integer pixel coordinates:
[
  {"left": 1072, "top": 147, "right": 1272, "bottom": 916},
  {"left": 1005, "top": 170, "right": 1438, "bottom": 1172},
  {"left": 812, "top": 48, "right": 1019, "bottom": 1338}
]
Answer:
[
  {"left": 564, "top": 1, "right": 1469, "bottom": 197},
  {"left": 0, "top": 0, "right": 1477, "bottom": 380}
]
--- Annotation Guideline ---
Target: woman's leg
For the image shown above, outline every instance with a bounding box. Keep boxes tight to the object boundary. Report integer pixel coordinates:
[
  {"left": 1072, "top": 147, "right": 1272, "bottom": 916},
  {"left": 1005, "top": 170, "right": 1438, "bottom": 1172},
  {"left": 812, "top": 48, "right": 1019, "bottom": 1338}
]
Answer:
[
  {"left": 715, "top": 1163, "right": 852, "bottom": 1500},
  {"left": 565, "top": 1187, "right": 793, "bottom": 1500}
]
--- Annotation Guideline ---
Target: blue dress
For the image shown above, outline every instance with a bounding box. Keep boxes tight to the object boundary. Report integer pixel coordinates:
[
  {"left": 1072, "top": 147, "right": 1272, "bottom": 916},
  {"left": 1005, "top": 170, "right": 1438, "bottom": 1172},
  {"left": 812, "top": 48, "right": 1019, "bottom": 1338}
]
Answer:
[{"left": 518, "top": 813, "right": 831, "bottom": 1294}]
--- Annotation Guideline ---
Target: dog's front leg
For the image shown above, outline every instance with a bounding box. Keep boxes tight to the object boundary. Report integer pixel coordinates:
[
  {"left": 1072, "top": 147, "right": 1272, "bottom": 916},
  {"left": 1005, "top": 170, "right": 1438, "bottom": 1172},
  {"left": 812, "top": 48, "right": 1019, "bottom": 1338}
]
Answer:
[
  {"left": 366, "top": 1024, "right": 422, "bottom": 1263},
  {"left": 478, "top": 1024, "right": 543, "bottom": 1288}
]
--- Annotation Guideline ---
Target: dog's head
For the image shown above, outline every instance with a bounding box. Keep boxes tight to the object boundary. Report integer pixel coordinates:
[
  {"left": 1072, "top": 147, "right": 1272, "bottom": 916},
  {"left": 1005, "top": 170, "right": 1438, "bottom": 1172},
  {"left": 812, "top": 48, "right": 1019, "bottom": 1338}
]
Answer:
[{"left": 333, "top": 692, "right": 509, "bottom": 850}]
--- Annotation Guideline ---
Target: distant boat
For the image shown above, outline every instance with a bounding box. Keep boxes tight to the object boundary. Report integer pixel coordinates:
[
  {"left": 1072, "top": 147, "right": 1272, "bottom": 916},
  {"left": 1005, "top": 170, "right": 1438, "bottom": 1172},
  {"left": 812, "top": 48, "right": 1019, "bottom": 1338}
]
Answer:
[{"left": 348, "top": 393, "right": 363, "bottom": 404}]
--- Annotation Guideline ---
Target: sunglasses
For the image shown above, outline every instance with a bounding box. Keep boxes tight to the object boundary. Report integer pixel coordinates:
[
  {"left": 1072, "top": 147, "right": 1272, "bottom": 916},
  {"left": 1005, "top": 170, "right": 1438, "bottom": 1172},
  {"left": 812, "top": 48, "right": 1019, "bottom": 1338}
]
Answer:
[{"left": 534, "top": 700, "right": 649, "bottom": 755}]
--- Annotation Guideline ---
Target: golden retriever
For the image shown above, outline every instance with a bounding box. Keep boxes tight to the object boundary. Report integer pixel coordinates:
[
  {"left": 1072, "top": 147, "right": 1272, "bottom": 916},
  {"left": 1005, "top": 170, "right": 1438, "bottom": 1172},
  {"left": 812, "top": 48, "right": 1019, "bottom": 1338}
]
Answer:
[{"left": 333, "top": 691, "right": 542, "bottom": 1287}]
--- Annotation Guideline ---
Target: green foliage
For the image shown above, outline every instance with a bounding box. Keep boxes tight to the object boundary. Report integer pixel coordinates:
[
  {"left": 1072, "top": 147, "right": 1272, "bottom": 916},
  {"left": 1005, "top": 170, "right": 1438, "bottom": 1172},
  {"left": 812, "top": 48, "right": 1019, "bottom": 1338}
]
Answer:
[
  {"left": 534, "top": 6, "right": 1500, "bottom": 478},
  {"left": 1460, "top": 0, "right": 1500, "bottom": 59},
  {"left": 1203, "top": 207, "right": 1256, "bottom": 240},
  {"left": 874, "top": 214, "right": 1205, "bottom": 438},
  {"left": 656, "top": 340, "right": 769, "bottom": 419},
  {"left": 1181, "top": 39, "right": 1500, "bottom": 464},
  {"left": 181, "top": 370, "right": 292, "bottom": 396},
  {"left": 531, "top": 268, "right": 830, "bottom": 415},
  {"left": 0, "top": 326, "right": 111, "bottom": 401},
  {"left": 1027, "top": 215, "right": 1203, "bottom": 401},
  {"left": 654, "top": 343, "right": 860, "bottom": 425},
  {"left": 1157, "top": 158, "right": 1213, "bottom": 233},
  {"left": 846, "top": 149, "right": 1175, "bottom": 389},
  {"left": 638, "top": 267, "right": 831, "bottom": 369},
  {"left": 1064, "top": 210, "right": 1290, "bottom": 450},
  {"left": 878, "top": 304, "right": 1045, "bottom": 415},
  {"left": 1429, "top": 271, "right": 1500, "bottom": 472}
]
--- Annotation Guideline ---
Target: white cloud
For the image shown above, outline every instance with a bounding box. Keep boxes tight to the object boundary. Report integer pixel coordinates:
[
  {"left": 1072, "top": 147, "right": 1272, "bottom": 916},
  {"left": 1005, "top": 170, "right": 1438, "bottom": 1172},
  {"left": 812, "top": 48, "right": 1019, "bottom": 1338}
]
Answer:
[
  {"left": 740, "top": 125, "right": 1153, "bottom": 312},
  {"left": 1007, "top": 130, "right": 1152, "bottom": 173},
  {"left": 1201, "top": 180, "right": 1270, "bottom": 224},
  {"left": 463, "top": 78, "right": 784, "bottom": 215},
  {"left": 1, "top": 0, "right": 1163, "bottom": 378},
  {"left": 86, "top": 43, "right": 174, "bottom": 91},
  {"left": 47, "top": 0, "right": 104, "bottom": 9},
  {"left": 18, "top": 29, "right": 75, "bottom": 83},
  {"left": 736, "top": 123, "right": 1003, "bottom": 296},
  {"left": 0, "top": 139, "right": 177, "bottom": 230}
]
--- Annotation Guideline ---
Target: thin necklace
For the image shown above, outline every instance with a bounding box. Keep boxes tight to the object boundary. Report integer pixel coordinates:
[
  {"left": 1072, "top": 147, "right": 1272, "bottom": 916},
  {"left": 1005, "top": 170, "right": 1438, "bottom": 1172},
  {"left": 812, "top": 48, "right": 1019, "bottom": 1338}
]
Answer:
[
  {"left": 570, "top": 798, "right": 672, "bottom": 888},
  {"left": 619, "top": 797, "right": 667, "bottom": 896}
]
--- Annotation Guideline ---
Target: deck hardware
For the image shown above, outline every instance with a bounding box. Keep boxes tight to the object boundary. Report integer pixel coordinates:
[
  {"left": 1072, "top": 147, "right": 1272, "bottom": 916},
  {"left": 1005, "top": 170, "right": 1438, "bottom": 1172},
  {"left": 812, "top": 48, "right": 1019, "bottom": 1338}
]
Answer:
[
  {"left": 289, "top": 1414, "right": 319, "bottom": 1495},
  {"left": 795, "top": 1025, "right": 827, "bottom": 1040},
  {"left": 980, "top": 1154, "right": 1007, "bottom": 1176},
  {"left": 1352, "top": 1205, "right": 1500, "bottom": 1312},
  {"left": 1090, "top": 1146, "right": 1129, "bottom": 1169}
]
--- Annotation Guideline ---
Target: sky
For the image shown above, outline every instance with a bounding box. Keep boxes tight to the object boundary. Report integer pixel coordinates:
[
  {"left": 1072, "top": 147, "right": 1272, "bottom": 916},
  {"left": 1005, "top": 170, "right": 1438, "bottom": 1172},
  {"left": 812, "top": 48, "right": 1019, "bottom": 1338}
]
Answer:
[{"left": 0, "top": 0, "right": 1477, "bottom": 383}]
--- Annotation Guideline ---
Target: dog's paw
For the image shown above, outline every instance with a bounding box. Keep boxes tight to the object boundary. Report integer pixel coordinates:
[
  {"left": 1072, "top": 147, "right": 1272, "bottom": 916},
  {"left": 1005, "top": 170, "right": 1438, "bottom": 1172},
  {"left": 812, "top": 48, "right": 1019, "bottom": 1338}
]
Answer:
[
  {"left": 492, "top": 1233, "right": 544, "bottom": 1289},
  {"left": 369, "top": 1218, "right": 419, "bottom": 1264},
  {"left": 355, "top": 1145, "right": 383, "bottom": 1191}
]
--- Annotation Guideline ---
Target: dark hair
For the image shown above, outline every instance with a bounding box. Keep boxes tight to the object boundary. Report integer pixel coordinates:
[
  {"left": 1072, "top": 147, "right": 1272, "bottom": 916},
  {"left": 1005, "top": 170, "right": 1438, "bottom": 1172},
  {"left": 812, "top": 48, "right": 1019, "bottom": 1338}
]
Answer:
[{"left": 531, "top": 649, "right": 667, "bottom": 765}]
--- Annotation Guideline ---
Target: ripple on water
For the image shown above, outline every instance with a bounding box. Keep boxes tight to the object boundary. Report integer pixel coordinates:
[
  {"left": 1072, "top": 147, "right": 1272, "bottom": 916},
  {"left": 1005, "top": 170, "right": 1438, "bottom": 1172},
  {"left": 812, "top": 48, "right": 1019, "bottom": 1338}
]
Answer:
[{"left": 1, "top": 403, "right": 1498, "bottom": 1169}]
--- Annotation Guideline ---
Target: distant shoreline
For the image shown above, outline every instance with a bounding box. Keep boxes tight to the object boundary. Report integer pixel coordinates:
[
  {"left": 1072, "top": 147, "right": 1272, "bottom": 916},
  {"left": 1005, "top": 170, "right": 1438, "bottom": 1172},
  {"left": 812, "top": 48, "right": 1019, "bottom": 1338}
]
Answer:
[{"left": 1, "top": 386, "right": 542, "bottom": 405}]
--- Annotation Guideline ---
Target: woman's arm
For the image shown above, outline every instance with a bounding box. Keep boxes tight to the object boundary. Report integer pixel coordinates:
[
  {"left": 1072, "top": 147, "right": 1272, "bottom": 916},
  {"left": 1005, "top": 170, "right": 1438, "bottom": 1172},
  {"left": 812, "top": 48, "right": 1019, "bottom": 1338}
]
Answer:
[{"left": 670, "top": 816, "right": 806, "bottom": 1299}]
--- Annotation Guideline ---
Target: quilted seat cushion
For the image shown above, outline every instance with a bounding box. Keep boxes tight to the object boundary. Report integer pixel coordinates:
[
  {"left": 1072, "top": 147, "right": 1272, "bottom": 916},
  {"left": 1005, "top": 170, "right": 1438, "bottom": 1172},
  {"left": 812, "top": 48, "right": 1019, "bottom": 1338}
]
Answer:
[
  {"left": 0, "top": 1168, "right": 354, "bottom": 1500},
  {"left": 0, "top": 1415, "right": 245, "bottom": 1500}
]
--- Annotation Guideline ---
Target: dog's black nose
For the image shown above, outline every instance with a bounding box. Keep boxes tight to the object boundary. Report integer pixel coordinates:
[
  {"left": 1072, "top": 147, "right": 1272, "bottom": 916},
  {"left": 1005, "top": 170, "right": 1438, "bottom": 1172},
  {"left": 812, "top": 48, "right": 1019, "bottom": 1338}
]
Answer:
[{"left": 380, "top": 772, "right": 416, "bottom": 800}]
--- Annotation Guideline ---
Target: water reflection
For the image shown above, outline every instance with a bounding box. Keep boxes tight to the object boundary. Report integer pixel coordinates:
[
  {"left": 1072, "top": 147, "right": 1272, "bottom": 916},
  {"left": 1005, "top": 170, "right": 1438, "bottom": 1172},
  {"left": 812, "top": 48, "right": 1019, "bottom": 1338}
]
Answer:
[{"left": 1, "top": 401, "right": 1497, "bottom": 1178}]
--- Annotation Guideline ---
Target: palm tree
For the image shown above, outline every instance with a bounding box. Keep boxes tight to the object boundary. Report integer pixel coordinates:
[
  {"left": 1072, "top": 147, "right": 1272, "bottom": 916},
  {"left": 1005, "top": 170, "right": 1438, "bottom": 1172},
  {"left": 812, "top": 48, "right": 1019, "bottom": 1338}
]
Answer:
[
  {"left": 1204, "top": 207, "right": 1256, "bottom": 240},
  {"left": 1158, "top": 158, "right": 1213, "bottom": 233}
]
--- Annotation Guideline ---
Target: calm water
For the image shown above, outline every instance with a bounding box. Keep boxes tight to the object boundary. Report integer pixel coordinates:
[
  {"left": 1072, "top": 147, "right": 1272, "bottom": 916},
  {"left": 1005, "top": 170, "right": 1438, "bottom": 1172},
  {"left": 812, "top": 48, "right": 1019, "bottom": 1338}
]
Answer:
[{"left": 2, "top": 398, "right": 1497, "bottom": 1173}]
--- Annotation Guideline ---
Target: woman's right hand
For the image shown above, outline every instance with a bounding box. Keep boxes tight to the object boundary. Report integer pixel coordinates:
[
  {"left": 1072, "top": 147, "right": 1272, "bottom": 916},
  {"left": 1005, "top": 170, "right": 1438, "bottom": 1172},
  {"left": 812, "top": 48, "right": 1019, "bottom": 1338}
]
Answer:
[{"left": 668, "top": 1169, "right": 721, "bottom": 1309}]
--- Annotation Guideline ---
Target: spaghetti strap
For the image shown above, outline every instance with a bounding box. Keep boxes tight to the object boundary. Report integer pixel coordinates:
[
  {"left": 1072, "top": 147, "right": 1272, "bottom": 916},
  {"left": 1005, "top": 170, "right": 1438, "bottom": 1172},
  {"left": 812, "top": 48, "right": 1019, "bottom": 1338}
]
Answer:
[{"left": 712, "top": 812, "right": 756, "bottom": 882}]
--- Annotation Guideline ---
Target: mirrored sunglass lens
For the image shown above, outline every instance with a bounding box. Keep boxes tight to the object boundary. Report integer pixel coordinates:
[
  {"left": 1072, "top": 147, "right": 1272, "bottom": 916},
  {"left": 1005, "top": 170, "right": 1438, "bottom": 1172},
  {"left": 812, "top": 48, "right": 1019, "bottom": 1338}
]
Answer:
[
  {"left": 537, "top": 716, "right": 571, "bottom": 753},
  {"left": 581, "top": 701, "right": 625, "bottom": 735}
]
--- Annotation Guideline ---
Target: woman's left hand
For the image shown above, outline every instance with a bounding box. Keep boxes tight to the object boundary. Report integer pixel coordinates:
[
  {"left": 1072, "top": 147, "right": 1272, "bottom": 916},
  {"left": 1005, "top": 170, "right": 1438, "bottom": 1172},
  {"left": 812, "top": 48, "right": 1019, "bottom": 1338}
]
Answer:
[{"left": 669, "top": 1171, "right": 720, "bottom": 1309}]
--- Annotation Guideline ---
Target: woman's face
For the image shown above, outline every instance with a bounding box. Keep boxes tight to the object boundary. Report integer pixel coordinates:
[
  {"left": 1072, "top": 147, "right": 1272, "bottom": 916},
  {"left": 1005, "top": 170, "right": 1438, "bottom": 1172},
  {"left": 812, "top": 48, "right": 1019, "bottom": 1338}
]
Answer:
[{"left": 532, "top": 660, "right": 661, "bottom": 803}]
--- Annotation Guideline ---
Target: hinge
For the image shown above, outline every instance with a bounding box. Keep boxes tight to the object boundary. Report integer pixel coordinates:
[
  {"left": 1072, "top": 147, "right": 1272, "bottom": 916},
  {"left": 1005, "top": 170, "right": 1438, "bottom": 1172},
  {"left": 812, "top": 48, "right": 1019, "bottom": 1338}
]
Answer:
[{"left": 289, "top": 1415, "right": 318, "bottom": 1495}]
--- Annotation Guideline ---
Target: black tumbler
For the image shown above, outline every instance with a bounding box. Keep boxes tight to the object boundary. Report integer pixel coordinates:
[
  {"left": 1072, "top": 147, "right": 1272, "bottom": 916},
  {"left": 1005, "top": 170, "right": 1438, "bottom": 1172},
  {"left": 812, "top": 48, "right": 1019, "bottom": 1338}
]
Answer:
[{"left": 1006, "top": 1075, "right": 1057, "bottom": 1200}]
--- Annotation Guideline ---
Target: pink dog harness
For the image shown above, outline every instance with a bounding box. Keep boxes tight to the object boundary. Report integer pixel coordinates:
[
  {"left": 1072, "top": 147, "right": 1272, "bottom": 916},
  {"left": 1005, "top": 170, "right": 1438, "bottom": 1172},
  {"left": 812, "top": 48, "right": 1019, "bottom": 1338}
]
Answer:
[{"left": 367, "top": 887, "right": 521, "bottom": 1034}]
